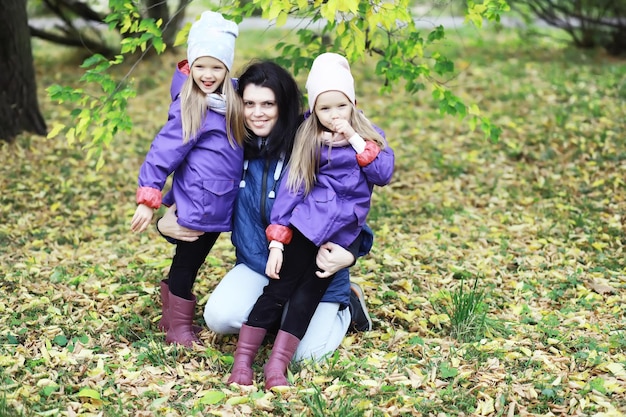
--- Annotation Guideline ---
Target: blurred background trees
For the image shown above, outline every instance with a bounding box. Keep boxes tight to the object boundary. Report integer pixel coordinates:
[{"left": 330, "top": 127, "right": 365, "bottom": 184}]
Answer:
[
  {"left": 509, "top": 0, "right": 626, "bottom": 55},
  {"left": 28, "top": 0, "right": 193, "bottom": 56},
  {"left": 4, "top": 0, "right": 624, "bottom": 144},
  {"left": 1, "top": 0, "right": 47, "bottom": 143}
]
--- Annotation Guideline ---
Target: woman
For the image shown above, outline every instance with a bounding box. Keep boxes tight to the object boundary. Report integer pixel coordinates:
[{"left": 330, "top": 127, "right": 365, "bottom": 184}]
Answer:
[{"left": 157, "top": 60, "right": 373, "bottom": 361}]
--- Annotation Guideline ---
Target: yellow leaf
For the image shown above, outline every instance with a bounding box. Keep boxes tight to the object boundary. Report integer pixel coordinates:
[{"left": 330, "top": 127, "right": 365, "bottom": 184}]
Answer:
[
  {"left": 476, "top": 394, "right": 495, "bottom": 415},
  {"left": 47, "top": 123, "right": 65, "bottom": 139},
  {"left": 226, "top": 396, "right": 249, "bottom": 405},
  {"left": 320, "top": 0, "right": 337, "bottom": 21},
  {"left": 591, "top": 241, "right": 607, "bottom": 251},
  {"left": 275, "top": 11, "right": 288, "bottom": 27},
  {"left": 606, "top": 362, "right": 626, "bottom": 379},
  {"left": 359, "top": 379, "right": 379, "bottom": 387}
]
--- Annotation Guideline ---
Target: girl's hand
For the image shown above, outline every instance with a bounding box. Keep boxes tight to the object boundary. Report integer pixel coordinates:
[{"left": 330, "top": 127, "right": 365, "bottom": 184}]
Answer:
[
  {"left": 131, "top": 204, "right": 154, "bottom": 233},
  {"left": 158, "top": 204, "right": 203, "bottom": 241},
  {"left": 332, "top": 119, "right": 356, "bottom": 139},
  {"left": 316, "top": 242, "right": 355, "bottom": 278},
  {"left": 266, "top": 248, "right": 283, "bottom": 279}
]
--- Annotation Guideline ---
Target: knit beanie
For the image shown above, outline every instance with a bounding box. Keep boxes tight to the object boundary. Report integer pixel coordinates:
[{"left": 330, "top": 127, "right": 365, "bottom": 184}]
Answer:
[
  {"left": 305, "top": 52, "right": 356, "bottom": 110},
  {"left": 187, "top": 11, "right": 238, "bottom": 71}
]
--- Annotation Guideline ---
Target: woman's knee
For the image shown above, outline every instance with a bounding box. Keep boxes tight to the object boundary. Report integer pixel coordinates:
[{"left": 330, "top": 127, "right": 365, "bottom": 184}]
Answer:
[{"left": 203, "top": 297, "right": 246, "bottom": 334}]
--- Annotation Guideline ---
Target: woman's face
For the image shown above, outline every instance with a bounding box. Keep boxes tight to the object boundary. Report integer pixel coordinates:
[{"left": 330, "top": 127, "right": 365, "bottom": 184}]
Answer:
[{"left": 242, "top": 84, "right": 278, "bottom": 138}]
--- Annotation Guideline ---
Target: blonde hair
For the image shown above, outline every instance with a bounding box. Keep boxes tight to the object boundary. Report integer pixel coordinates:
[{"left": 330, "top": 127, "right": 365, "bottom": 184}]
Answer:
[
  {"left": 180, "top": 67, "right": 245, "bottom": 147},
  {"left": 286, "top": 104, "right": 386, "bottom": 194}
]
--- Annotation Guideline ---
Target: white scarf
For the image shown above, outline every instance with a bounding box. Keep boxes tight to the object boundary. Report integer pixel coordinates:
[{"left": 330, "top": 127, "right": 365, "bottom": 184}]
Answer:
[
  {"left": 320, "top": 131, "right": 349, "bottom": 147},
  {"left": 206, "top": 93, "right": 227, "bottom": 115}
]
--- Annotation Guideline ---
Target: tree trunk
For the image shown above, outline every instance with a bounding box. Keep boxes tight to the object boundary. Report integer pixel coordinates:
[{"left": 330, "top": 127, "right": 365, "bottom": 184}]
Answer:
[{"left": 0, "top": 0, "right": 47, "bottom": 143}]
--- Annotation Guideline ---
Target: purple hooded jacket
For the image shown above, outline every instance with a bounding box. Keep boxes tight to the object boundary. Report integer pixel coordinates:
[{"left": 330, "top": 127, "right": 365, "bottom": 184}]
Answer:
[
  {"left": 269, "top": 141, "right": 394, "bottom": 247},
  {"left": 137, "top": 61, "right": 243, "bottom": 232}
]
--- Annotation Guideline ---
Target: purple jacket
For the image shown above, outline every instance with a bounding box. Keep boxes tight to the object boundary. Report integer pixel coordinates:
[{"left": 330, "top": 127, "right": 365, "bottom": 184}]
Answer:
[
  {"left": 270, "top": 143, "right": 394, "bottom": 247},
  {"left": 138, "top": 63, "right": 243, "bottom": 232}
]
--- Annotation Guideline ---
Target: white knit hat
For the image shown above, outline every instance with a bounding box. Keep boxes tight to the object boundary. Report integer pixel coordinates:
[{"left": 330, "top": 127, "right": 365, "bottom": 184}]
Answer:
[
  {"left": 187, "top": 11, "right": 238, "bottom": 71},
  {"left": 305, "top": 52, "right": 355, "bottom": 110}
]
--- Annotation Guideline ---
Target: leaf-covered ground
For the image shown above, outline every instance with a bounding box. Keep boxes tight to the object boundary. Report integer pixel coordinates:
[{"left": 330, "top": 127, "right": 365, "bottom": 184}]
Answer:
[{"left": 1, "top": 26, "right": 625, "bottom": 417}]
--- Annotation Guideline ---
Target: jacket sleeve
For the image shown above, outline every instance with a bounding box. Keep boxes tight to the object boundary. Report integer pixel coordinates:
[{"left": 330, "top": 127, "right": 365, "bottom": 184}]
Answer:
[
  {"left": 351, "top": 123, "right": 394, "bottom": 186},
  {"left": 265, "top": 173, "right": 305, "bottom": 244},
  {"left": 136, "top": 99, "right": 195, "bottom": 204},
  {"left": 359, "top": 143, "right": 395, "bottom": 186}
]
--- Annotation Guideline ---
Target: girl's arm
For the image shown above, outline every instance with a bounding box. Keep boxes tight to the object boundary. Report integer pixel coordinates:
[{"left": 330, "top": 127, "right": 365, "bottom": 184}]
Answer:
[
  {"left": 347, "top": 133, "right": 395, "bottom": 186},
  {"left": 136, "top": 99, "right": 196, "bottom": 208},
  {"left": 333, "top": 119, "right": 395, "bottom": 186},
  {"left": 265, "top": 171, "right": 305, "bottom": 245}
]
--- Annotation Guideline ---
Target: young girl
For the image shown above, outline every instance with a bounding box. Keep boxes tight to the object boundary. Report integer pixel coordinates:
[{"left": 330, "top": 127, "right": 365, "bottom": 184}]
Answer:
[
  {"left": 227, "top": 53, "right": 395, "bottom": 389},
  {"left": 130, "top": 11, "right": 244, "bottom": 347}
]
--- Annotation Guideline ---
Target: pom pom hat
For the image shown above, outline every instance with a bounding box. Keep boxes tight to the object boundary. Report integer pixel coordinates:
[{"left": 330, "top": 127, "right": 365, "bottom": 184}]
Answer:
[
  {"left": 305, "top": 52, "right": 356, "bottom": 110},
  {"left": 187, "top": 11, "right": 238, "bottom": 71}
]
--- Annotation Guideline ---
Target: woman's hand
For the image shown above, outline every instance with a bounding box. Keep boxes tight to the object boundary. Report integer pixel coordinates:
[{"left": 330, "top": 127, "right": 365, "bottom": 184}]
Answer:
[
  {"left": 157, "top": 204, "right": 203, "bottom": 242},
  {"left": 316, "top": 242, "right": 355, "bottom": 278}
]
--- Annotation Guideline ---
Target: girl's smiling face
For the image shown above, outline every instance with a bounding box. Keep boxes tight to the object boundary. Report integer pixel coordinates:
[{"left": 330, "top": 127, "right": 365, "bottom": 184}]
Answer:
[{"left": 191, "top": 56, "right": 227, "bottom": 94}]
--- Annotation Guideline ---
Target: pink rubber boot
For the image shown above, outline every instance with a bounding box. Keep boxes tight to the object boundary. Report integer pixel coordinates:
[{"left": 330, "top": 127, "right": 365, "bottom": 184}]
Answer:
[
  {"left": 158, "top": 280, "right": 202, "bottom": 334},
  {"left": 227, "top": 324, "right": 267, "bottom": 385},
  {"left": 165, "top": 292, "right": 200, "bottom": 347},
  {"left": 264, "top": 330, "right": 300, "bottom": 390}
]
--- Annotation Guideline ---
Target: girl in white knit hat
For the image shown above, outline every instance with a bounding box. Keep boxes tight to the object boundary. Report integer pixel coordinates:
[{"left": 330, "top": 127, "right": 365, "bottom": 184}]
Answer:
[
  {"left": 228, "top": 52, "right": 395, "bottom": 390},
  {"left": 130, "top": 11, "right": 245, "bottom": 347}
]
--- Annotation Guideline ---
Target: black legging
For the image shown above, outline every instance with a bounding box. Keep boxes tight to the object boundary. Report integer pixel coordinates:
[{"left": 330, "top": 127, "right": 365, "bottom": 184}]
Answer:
[
  {"left": 246, "top": 228, "right": 333, "bottom": 339},
  {"left": 168, "top": 231, "right": 220, "bottom": 299}
]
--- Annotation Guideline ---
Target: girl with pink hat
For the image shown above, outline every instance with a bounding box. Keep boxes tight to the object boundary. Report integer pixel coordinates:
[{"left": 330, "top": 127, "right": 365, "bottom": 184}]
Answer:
[{"left": 228, "top": 52, "right": 395, "bottom": 390}]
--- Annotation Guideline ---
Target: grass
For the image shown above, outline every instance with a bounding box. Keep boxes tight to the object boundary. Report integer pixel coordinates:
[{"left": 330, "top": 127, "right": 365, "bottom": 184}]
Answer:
[
  {"left": 1, "top": 21, "right": 625, "bottom": 416},
  {"left": 442, "top": 275, "right": 489, "bottom": 342}
]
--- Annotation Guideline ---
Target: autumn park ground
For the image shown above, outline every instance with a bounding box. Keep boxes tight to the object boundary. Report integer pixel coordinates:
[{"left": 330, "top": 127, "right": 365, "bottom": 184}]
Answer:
[{"left": 1, "top": 22, "right": 626, "bottom": 417}]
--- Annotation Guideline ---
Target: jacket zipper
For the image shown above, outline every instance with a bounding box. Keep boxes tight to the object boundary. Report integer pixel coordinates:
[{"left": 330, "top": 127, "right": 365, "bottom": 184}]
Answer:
[{"left": 260, "top": 158, "right": 270, "bottom": 227}]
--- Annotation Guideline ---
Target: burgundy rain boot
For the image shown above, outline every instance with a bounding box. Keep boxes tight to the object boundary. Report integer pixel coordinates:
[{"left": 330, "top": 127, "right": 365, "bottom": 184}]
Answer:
[
  {"left": 158, "top": 280, "right": 170, "bottom": 332},
  {"left": 158, "top": 280, "right": 202, "bottom": 334},
  {"left": 227, "top": 324, "right": 267, "bottom": 385},
  {"left": 264, "top": 330, "right": 300, "bottom": 390},
  {"left": 165, "top": 292, "right": 200, "bottom": 347}
]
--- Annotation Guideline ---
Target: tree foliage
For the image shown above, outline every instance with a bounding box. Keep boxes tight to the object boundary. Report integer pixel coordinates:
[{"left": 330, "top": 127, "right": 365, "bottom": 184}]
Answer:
[
  {"left": 47, "top": 0, "right": 510, "bottom": 168},
  {"left": 29, "top": 0, "right": 192, "bottom": 56}
]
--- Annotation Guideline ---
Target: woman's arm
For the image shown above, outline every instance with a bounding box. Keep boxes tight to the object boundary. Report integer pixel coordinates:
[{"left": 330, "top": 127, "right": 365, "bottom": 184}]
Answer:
[{"left": 156, "top": 204, "right": 204, "bottom": 242}]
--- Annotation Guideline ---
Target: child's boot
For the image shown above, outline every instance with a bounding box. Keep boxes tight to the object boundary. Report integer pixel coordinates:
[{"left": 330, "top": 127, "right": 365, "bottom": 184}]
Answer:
[
  {"left": 264, "top": 330, "right": 300, "bottom": 390},
  {"left": 227, "top": 324, "right": 267, "bottom": 385},
  {"left": 158, "top": 280, "right": 170, "bottom": 331},
  {"left": 158, "top": 280, "right": 202, "bottom": 334},
  {"left": 165, "top": 292, "right": 200, "bottom": 347}
]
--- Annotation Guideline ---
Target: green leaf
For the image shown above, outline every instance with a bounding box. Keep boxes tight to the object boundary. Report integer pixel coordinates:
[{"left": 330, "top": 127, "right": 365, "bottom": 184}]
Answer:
[
  {"left": 52, "top": 335, "right": 68, "bottom": 347},
  {"left": 42, "top": 385, "right": 59, "bottom": 397},
  {"left": 77, "top": 388, "right": 101, "bottom": 400},
  {"left": 439, "top": 362, "right": 459, "bottom": 379},
  {"left": 199, "top": 390, "right": 226, "bottom": 405},
  {"left": 589, "top": 377, "right": 606, "bottom": 394}
]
